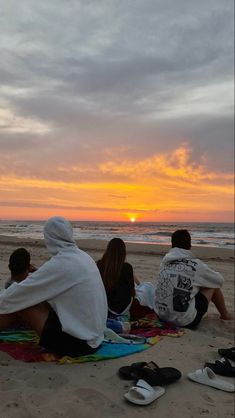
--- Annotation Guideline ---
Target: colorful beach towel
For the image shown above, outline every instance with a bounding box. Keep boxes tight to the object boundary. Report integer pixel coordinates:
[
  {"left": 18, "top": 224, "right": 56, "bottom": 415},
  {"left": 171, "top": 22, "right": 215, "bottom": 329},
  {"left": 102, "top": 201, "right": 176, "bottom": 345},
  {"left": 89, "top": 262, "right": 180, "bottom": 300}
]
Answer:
[
  {"left": 0, "top": 314, "right": 183, "bottom": 363},
  {"left": 131, "top": 313, "right": 184, "bottom": 338}
]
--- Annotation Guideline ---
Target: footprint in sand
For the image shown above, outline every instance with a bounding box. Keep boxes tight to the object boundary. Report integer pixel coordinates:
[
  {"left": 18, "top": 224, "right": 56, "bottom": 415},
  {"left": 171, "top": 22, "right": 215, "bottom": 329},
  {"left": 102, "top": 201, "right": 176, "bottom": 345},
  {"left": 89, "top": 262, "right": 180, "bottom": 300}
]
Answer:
[
  {"left": 0, "top": 376, "right": 21, "bottom": 391},
  {"left": 0, "top": 392, "right": 34, "bottom": 418},
  {"left": 22, "top": 387, "right": 127, "bottom": 418},
  {"left": 200, "top": 391, "right": 216, "bottom": 405},
  {"left": 72, "top": 388, "right": 126, "bottom": 417},
  {"left": 20, "top": 371, "right": 68, "bottom": 389}
]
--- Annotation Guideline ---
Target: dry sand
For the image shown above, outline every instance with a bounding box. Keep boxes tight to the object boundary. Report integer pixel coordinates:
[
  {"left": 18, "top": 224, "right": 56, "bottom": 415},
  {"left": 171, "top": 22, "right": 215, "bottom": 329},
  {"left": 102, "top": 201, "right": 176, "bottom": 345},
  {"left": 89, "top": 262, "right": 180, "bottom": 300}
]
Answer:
[{"left": 0, "top": 236, "right": 234, "bottom": 418}]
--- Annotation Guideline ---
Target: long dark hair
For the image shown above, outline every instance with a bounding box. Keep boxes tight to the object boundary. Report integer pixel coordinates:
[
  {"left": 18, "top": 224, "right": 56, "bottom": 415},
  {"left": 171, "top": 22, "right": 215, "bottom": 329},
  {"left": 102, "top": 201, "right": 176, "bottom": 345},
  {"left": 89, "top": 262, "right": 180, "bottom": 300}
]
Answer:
[{"left": 97, "top": 238, "right": 126, "bottom": 292}]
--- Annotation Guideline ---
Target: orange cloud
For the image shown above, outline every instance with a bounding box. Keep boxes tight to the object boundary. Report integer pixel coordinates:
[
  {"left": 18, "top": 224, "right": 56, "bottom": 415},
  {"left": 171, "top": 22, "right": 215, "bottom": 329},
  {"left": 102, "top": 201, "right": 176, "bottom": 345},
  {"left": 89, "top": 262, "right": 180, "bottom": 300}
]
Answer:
[
  {"left": 0, "top": 145, "right": 233, "bottom": 221},
  {"left": 100, "top": 144, "right": 233, "bottom": 184}
]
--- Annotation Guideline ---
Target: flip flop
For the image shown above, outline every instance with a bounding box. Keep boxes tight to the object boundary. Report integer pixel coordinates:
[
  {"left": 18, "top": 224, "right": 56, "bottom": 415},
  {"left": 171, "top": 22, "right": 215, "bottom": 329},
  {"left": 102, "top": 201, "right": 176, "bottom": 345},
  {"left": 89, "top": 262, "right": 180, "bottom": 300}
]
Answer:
[
  {"left": 124, "top": 379, "right": 165, "bottom": 405},
  {"left": 119, "top": 361, "right": 181, "bottom": 385},
  {"left": 188, "top": 367, "right": 235, "bottom": 392},
  {"left": 131, "top": 361, "right": 181, "bottom": 386},
  {"left": 119, "top": 362, "right": 147, "bottom": 380},
  {"left": 204, "top": 358, "right": 235, "bottom": 377},
  {"left": 218, "top": 347, "right": 235, "bottom": 362}
]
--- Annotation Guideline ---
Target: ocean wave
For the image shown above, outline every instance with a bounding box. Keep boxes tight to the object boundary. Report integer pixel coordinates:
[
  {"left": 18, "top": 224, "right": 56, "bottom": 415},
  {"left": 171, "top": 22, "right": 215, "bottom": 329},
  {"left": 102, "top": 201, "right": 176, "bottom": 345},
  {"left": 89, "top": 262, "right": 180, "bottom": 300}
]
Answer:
[
  {"left": 0, "top": 221, "right": 234, "bottom": 249},
  {"left": 145, "top": 232, "right": 172, "bottom": 236}
]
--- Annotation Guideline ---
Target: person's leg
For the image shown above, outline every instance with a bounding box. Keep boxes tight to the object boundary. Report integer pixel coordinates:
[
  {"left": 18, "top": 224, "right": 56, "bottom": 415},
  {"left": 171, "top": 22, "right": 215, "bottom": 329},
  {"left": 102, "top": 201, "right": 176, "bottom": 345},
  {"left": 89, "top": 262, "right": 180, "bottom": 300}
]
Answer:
[
  {"left": 0, "top": 313, "right": 18, "bottom": 330},
  {"left": 200, "top": 287, "right": 233, "bottom": 320},
  {"left": 16, "top": 302, "right": 50, "bottom": 334},
  {"left": 39, "top": 309, "right": 98, "bottom": 357},
  {"left": 0, "top": 302, "right": 50, "bottom": 335},
  {"left": 1, "top": 305, "right": 97, "bottom": 357},
  {"left": 185, "top": 292, "right": 208, "bottom": 329}
]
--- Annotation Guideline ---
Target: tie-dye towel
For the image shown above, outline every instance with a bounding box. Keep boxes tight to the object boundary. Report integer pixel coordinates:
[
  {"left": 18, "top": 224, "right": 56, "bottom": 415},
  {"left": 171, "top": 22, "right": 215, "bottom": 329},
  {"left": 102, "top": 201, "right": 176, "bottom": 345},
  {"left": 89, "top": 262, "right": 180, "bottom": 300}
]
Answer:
[
  {"left": 130, "top": 313, "right": 184, "bottom": 338},
  {"left": 0, "top": 314, "right": 183, "bottom": 363}
]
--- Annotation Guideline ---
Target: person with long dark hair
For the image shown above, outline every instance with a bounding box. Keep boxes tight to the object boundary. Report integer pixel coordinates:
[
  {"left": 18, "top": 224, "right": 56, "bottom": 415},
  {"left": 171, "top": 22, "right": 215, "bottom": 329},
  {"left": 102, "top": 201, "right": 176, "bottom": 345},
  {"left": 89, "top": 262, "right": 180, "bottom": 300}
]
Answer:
[{"left": 97, "top": 238, "right": 137, "bottom": 318}]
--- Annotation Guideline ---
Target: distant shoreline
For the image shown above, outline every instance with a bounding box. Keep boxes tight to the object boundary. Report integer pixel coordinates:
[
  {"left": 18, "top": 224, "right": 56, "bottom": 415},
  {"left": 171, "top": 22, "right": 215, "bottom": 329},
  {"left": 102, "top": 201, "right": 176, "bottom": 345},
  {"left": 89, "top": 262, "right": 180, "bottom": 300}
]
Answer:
[
  {"left": 0, "top": 235, "right": 233, "bottom": 261},
  {"left": 0, "top": 220, "right": 233, "bottom": 250}
]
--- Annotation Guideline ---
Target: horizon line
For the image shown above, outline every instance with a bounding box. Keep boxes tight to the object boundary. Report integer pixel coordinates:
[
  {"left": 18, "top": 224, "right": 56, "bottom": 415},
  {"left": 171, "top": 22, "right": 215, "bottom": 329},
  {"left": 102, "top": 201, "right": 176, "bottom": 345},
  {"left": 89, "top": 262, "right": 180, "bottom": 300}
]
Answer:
[{"left": 0, "top": 219, "right": 234, "bottom": 224}]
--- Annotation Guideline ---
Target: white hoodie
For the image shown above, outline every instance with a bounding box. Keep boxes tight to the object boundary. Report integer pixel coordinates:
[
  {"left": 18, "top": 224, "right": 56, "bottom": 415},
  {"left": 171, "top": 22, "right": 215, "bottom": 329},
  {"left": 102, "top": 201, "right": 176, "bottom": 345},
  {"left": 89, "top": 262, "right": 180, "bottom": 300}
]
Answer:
[
  {"left": 154, "top": 247, "right": 224, "bottom": 326},
  {"left": 0, "top": 217, "right": 108, "bottom": 348}
]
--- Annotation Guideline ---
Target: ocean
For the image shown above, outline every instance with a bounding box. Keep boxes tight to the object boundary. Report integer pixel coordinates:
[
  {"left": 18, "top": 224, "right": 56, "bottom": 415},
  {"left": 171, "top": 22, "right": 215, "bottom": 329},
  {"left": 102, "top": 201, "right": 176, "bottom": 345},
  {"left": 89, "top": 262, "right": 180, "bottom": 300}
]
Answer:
[{"left": 0, "top": 221, "right": 234, "bottom": 249}]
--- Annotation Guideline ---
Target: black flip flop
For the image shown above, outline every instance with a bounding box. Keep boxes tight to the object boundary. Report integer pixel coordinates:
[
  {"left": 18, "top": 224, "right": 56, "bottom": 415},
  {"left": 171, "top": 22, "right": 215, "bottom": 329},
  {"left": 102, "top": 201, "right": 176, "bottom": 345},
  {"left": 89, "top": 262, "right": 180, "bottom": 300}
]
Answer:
[
  {"left": 218, "top": 347, "right": 235, "bottom": 362},
  {"left": 118, "top": 362, "right": 148, "bottom": 380},
  {"left": 119, "top": 361, "right": 181, "bottom": 385},
  {"left": 204, "top": 357, "right": 235, "bottom": 377}
]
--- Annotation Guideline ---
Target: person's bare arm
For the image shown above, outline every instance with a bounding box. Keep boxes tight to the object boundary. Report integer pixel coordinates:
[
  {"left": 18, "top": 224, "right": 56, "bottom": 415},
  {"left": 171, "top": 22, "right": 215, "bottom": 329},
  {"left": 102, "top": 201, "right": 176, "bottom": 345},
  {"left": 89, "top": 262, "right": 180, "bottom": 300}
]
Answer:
[{"left": 134, "top": 275, "right": 140, "bottom": 285}]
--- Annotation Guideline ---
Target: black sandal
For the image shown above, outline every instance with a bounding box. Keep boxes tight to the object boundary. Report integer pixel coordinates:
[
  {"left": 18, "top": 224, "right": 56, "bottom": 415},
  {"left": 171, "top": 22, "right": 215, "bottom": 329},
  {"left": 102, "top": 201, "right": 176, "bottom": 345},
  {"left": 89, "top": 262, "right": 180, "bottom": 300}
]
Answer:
[
  {"left": 218, "top": 347, "right": 235, "bottom": 362},
  {"left": 119, "top": 361, "right": 181, "bottom": 385},
  {"left": 204, "top": 357, "right": 235, "bottom": 377},
  {"left": 118, "top": 362, "right": 147, "bottom": 380}
]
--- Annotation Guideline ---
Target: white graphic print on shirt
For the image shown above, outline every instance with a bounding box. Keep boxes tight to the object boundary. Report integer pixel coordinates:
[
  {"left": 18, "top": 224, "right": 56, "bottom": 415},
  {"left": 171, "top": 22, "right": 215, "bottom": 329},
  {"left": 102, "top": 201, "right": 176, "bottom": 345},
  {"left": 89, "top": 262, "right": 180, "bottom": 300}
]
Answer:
[{"left": 156, "top": 258, "right": 198, "bottom": 313}]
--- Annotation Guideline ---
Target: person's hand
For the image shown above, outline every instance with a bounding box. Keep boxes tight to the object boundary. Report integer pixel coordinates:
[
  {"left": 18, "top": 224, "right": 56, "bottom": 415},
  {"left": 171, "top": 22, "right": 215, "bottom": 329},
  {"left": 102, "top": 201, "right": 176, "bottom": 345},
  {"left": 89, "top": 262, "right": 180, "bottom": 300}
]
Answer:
[
  {"left": 134, "top": 275, "right": 140, "bottom": 285},
  {"left": 29, "top": 264, "right": 37, "bottom": 272}
]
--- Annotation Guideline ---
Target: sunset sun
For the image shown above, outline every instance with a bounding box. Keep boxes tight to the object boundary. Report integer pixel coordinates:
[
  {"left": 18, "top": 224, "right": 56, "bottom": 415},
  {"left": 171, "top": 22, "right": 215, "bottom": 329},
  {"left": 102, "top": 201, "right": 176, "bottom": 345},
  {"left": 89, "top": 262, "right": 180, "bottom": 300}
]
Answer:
[{"left": 130, "top": 217, "right": 136, "bottom": 223}]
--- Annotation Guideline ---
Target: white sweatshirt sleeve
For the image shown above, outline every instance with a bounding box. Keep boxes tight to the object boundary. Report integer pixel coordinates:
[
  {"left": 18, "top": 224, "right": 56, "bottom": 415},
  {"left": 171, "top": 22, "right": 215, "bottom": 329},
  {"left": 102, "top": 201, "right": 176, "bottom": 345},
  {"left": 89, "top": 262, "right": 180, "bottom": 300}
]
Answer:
[
  {"left": 0, "top": 258, "right": 75, "bottom": 314},
  {"left": 194, "top": 260, "right": 224, "bottom": 289}
]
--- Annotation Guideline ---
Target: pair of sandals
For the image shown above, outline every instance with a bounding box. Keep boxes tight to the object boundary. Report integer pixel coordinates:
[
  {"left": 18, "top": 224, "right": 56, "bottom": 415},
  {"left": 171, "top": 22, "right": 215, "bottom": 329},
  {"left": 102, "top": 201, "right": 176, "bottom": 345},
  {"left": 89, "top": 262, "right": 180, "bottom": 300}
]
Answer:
[
  {"left": 188, "top": 347, "right": 235, "bottom": 393},
  {"left": 119, "top": 361, "right": 181, "bottom": 405},
  {"left": 204, "top": 347, "right": 235, "bottom": 378}
]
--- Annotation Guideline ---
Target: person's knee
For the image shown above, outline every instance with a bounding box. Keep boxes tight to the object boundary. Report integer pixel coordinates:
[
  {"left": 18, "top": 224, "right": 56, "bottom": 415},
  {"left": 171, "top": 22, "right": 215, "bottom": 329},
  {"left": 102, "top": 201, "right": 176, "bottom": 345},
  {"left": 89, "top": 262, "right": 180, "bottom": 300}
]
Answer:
[{"left": 199, "top": 287, "right": 215, "bottom": 303}]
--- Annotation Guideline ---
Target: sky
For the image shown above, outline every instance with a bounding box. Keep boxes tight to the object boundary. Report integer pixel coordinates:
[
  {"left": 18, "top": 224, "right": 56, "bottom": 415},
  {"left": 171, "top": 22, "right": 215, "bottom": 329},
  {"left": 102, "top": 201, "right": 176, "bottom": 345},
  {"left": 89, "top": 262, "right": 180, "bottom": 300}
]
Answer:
[{"left": 0, "top": 0, "right": 234, "bottom": 222}]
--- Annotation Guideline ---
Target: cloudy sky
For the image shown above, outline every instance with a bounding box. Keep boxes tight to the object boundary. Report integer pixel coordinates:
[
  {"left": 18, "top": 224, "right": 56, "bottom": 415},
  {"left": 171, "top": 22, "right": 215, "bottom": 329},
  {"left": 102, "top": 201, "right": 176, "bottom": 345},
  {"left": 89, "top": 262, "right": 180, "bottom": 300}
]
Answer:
[{"left": 0, "top": 0, "right": 234, "bottom": 221}]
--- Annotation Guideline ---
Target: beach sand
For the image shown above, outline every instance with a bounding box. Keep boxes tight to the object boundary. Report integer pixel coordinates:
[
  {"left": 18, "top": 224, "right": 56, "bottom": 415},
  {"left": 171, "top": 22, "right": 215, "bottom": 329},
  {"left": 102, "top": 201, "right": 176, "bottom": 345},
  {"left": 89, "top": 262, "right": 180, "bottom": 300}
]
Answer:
[{"left": 0, "top": 236, "right": 234, "bottom": 418}]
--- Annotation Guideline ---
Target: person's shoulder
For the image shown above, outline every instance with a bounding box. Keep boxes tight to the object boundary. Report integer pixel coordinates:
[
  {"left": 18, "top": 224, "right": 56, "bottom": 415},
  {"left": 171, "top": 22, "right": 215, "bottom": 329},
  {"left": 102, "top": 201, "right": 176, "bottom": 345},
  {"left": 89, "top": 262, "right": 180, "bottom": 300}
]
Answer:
[
  {"left": 5, "top": 278, "right": 14, "bottom": 289},
  {"left": 123, "top": 261, "right": 133, "bottom": 269},
  {"left": 122, "top": 262, "right": 134, "bottom": 277}
]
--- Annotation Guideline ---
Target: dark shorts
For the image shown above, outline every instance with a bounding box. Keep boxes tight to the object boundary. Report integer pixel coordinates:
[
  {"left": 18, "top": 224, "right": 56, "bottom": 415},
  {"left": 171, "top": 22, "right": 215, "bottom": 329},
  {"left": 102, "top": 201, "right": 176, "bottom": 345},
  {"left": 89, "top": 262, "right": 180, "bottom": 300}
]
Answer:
[
  {"left": 40, "top": 310, "right": 98, "bottom": 357},
  {"left": 185, "top": 292, "right": 209, "bottom": 330}
]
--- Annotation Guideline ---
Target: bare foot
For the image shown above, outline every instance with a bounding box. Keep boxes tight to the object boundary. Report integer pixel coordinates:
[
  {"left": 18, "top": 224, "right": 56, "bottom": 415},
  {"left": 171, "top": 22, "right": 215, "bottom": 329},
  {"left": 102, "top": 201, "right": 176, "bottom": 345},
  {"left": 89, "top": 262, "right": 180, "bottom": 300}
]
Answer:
[{"left": 220, "top": 312, "right": 234, "bottom": 320}]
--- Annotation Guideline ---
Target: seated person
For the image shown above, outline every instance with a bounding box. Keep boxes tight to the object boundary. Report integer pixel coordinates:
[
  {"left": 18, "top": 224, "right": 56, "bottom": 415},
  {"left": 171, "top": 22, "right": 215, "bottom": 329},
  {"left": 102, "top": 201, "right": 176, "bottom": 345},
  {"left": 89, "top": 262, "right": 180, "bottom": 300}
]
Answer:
[
  {"left": 97, "top": 238, "right": 136, "bottom": 319},
  {"left": 154, "top": 229, "right": 232, "bottom": 329},
  {"left": 0, "top": 216, "right": 108, "bottom": 357},
  {"left": 5, "top": 247, "right": 36, "bottom": 289},
  {"left": 97, "top": 238, "right": 152, "bottom": 322}
]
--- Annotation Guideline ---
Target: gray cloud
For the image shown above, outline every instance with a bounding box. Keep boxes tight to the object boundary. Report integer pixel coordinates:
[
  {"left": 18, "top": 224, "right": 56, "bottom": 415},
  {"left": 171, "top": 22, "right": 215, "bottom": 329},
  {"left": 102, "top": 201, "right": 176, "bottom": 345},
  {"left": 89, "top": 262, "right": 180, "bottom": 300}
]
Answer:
[{"left": 0, "top": 0, "right": 233, "bottom": 177}]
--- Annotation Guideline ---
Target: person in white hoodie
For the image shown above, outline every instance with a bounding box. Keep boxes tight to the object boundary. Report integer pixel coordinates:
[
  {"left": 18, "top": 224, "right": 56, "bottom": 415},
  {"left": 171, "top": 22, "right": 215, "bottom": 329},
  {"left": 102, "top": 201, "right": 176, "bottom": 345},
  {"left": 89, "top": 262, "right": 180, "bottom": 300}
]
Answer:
[
  {"left": 154, "top": 229, "right": 232, "bottom": 329},
  {"left": 0, "top": 216, "right": 108, "bottom": 357}
]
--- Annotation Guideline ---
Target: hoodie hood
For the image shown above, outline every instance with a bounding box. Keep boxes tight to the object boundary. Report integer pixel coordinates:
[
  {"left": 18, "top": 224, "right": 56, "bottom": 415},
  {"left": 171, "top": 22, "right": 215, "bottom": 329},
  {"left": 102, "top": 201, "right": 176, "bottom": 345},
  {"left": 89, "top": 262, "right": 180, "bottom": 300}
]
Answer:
[
  {"left": 44, "top": 216, "right": 77, "bottom": 255},
  {"left": 162, "top": 247, "right": 194, "bottom": 262}
]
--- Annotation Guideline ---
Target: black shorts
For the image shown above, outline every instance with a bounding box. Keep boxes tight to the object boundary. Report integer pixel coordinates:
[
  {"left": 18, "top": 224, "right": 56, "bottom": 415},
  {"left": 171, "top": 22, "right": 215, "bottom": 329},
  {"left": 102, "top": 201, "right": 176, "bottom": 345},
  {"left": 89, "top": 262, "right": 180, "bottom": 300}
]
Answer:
[
  {"left": 40, "top": 309, "right": 98, "bottom": 357},
  {"left": 185, "top": 292, "right": 209, "bottom": 330}
]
